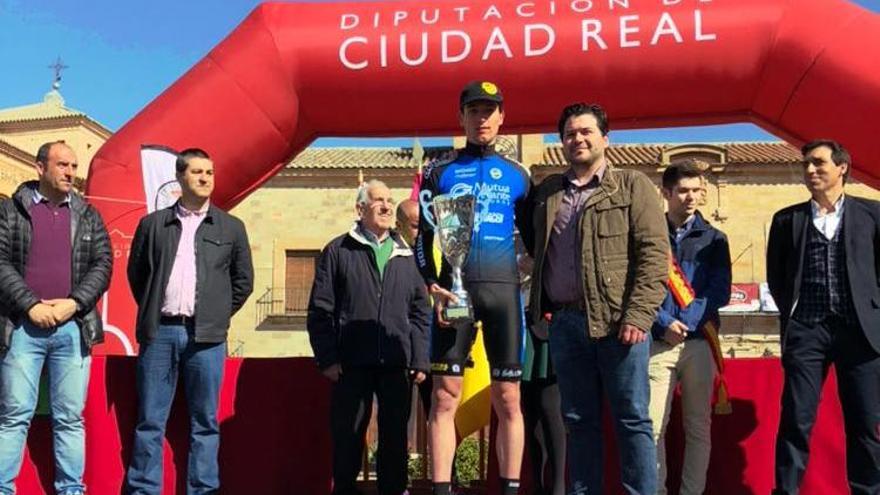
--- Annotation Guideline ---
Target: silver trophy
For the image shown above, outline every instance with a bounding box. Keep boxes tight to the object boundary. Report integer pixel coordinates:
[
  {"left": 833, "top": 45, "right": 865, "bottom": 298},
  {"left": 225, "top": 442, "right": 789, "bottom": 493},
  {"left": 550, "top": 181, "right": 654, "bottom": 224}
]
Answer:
[{"left": 432, "top": 194, "right": 476, "bottom": 322}]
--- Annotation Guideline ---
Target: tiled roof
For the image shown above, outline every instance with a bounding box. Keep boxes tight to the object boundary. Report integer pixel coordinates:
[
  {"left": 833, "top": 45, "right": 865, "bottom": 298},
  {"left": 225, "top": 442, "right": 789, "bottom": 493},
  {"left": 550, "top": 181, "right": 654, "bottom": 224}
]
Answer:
[
  {"left": 541, "top": 142, "right": 801, "bottom": 166},
  {"left": 287, "top": 142, "right": 801, "bottom": 170},
  {"left": 543, "top": 144, "right": 663, "bottom": 167},
  {"left": 724, "top": 142, "right": 802, "bottom": 163},
  {"left": 0, "top": 90, "right": 85, "bottom": 123},
  {"left": 286, "top": 146, "right": 452, "bottom": 170}
]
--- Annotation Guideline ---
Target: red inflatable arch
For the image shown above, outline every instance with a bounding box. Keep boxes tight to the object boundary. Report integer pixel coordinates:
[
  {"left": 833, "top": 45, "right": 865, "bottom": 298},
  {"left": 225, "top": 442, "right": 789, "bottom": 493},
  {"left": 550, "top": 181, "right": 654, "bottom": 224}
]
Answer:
[{"left": 87, "top": 0, "right": 880, "bottom": 354}]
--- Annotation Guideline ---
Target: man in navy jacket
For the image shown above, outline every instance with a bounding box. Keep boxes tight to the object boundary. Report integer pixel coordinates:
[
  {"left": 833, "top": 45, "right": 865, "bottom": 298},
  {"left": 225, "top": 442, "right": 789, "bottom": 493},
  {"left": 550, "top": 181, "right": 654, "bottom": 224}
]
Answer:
[
  {"left": 308, "top": 179, "right": 431, "bottom": 495},
  {"left": 648, "top": 159, "right": 731, "bottom": 494}
]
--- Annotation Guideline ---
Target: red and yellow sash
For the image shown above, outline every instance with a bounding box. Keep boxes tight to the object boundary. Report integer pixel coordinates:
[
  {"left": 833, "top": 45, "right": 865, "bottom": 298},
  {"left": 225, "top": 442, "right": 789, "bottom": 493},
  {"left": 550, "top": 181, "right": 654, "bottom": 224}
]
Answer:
[{"left": 667, "top": 253, "right": 732, "bottom": 415}]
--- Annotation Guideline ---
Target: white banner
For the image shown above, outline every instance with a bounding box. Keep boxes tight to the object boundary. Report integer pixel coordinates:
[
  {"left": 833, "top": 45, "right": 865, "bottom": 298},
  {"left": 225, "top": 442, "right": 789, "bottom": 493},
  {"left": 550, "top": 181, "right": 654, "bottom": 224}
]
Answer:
[
  {"left": 140, "top": 145, "right": 180, "bottom": 214},
  {"left": 759, "top": 282, "right": 778, "bottom": 313}
]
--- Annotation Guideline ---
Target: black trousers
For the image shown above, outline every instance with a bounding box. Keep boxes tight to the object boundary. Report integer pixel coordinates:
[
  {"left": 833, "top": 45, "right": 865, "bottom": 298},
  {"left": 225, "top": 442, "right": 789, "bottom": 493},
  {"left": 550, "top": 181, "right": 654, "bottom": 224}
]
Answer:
[
  {"left": 774, "top": 317, "right": 880, "bottom": 495},
  {"left": 521, "top": 377, "right": 566, "bottom": 495},
  {"left": 331, "top": 366, "right": 412, "bottom": 495}
]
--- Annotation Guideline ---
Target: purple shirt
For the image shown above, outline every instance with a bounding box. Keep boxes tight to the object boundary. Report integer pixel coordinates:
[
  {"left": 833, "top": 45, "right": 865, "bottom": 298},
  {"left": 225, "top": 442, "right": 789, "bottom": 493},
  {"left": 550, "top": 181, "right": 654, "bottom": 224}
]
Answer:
[
  {"left": 161, "top": 202, "right": 208, "bottom": 316},
  {"left": 542, "top": 166, "right": 605, "bottom": 305},
  {"left": 23, "top": 192, "right": 72, "bottom": 300}
]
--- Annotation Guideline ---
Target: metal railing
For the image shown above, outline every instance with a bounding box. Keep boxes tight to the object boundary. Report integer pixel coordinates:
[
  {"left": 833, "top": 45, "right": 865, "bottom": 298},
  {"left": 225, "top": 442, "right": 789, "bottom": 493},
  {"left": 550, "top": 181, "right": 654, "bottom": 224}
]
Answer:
[{"left": 255, "top": 287, "right": 311, "bottom": 326}]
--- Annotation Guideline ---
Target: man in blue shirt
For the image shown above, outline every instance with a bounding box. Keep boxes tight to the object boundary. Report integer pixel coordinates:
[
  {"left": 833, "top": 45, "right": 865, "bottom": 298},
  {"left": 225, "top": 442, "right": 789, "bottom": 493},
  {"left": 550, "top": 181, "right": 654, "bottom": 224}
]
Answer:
[{"left": 768, "top": 140, "right": 880, "bottom": 494}]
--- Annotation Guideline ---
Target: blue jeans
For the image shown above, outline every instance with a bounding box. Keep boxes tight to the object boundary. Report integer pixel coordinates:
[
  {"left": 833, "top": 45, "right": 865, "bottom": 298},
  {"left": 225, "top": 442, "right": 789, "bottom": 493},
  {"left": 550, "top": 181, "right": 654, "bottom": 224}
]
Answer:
[
  {"left": 548, "top": 310, "right": 656, "bottom": 495},
  {"left": 125, "top": 325, "right": 226, "bottom": 495},
  {"left": 0, "top": 321, "right": 90, "bottom": 495}
]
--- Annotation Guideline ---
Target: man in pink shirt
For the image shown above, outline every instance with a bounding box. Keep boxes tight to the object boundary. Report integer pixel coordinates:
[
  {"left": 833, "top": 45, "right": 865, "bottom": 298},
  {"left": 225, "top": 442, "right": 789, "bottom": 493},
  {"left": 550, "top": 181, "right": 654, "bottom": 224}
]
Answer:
[{"left": 125, "top": 148, "right": 253, "bottom": 494}]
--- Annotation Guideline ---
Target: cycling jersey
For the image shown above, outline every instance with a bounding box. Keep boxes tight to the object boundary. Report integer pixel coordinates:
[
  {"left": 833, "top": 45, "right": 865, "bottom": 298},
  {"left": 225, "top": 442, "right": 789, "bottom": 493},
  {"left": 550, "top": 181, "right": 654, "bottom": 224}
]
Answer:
[{"left": 415, "top": 142, "right": 531, "bottom": 286}]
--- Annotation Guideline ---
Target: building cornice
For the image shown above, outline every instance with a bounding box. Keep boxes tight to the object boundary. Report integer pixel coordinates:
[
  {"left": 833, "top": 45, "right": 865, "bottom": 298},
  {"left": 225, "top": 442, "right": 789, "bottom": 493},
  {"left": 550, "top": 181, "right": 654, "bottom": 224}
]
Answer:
[
  {"left": 0, "top": 139, "right": 35, "bottom": 166},
  {"left": 266, "top": 162, "right": 808, "bottom": 189},
  {"left": 0, "top": 115, "right": 112, "bottom": 139}
]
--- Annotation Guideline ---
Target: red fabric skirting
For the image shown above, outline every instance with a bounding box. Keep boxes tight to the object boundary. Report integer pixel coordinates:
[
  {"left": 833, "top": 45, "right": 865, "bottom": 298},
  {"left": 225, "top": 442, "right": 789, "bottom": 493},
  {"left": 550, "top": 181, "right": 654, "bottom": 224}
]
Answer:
[
  {"left": 17, "top": 357, "right": 846, "bottom": 494},
  {"left": 18, "top": 357, "right": 333, "bottom": 494},
  {"left": 503, "top": 358, "right": 848, "bottom": 494}
]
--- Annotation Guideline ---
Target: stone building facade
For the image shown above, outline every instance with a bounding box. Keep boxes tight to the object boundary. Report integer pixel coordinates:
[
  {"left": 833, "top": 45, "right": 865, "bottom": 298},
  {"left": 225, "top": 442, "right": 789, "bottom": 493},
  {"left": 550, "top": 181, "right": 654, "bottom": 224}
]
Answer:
[
  {"left": 228, "top": 136, "right": 880, "bottom": 358},
  {"left": 0, "top": 87, "right": 111, "bottom": 197},
  {"left": 2, "top": 90, "right": 875, "bottom": 360}
]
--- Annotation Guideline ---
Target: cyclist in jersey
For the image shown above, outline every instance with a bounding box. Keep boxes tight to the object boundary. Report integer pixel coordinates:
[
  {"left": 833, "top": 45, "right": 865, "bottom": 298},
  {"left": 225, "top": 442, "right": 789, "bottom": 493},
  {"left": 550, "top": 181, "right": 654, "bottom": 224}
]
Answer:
[{"left": 415, "top": 81, "right": 530, "bottom": 495}]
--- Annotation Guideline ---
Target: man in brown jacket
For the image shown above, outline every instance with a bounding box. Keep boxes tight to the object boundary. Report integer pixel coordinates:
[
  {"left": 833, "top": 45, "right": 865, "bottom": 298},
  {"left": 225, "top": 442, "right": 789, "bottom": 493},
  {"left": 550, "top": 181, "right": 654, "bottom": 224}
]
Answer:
[{"left": 522, "top": 103, "right": 668, "bottom": 495}]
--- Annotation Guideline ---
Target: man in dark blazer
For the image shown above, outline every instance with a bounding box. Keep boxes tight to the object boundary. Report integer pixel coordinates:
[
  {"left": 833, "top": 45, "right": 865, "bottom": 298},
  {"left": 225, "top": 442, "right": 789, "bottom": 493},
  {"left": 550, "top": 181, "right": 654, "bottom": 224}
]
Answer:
[
  {"left": 125, "top": 148, "right": 254, "bottom": 494},
  {"left": 767, "top": 139, "right": 880, "bottom": 495}
]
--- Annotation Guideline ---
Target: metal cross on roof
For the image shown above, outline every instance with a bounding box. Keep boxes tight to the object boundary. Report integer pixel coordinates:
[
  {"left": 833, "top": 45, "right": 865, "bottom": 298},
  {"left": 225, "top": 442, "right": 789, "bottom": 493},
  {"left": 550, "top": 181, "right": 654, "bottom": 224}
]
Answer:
[{"left": 48, "top": 56, "right": 69, "bottom": 89}]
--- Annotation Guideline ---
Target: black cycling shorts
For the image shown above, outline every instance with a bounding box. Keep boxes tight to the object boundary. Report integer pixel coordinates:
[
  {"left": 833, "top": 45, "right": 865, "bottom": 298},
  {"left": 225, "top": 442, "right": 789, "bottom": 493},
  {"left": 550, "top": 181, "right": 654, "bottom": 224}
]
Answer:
[{"left": 430, "top": 282, "right": 525, "bottom": 382}]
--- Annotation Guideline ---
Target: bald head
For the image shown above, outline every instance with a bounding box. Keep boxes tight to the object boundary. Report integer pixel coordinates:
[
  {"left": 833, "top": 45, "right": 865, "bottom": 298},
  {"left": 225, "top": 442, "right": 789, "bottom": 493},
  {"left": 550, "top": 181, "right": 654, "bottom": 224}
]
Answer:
[
  {"left": 35, "top": 141, "right": 77, "bottom": 203},
  {"left": 396, "top": 199, "right": 420, "bottom": 245}
]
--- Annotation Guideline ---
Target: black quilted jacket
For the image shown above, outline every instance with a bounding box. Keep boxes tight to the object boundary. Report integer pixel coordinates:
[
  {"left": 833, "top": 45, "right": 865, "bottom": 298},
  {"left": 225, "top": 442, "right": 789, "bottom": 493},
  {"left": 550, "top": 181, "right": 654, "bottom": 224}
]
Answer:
[{"left": 0, "top": 181, "right": 112, "bottom": 350}]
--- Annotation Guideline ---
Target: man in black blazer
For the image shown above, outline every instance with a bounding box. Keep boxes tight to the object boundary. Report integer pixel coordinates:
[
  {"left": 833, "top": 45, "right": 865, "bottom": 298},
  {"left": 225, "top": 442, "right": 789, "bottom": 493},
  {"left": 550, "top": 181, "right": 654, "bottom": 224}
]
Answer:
[
  {"left": 125, "top": 148, "right": 254, "bottom": 494},
  {"left": 767, "top": 139, "right": 880, "bottom": 495}
]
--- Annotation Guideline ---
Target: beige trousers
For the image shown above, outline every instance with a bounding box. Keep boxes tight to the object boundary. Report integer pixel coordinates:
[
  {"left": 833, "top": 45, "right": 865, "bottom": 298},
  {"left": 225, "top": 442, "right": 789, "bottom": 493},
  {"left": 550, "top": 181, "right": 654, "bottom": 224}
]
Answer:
[{"left": 649, "top": 338, "right": 716, "bottom": 495}]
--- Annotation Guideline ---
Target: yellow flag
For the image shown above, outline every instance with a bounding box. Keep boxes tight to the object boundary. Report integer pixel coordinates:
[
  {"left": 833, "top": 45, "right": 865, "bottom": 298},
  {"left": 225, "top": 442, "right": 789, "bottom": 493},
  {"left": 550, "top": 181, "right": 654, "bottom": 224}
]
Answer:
[{"left": 455, "top": 321, "right": 492, "bottom": 439}]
